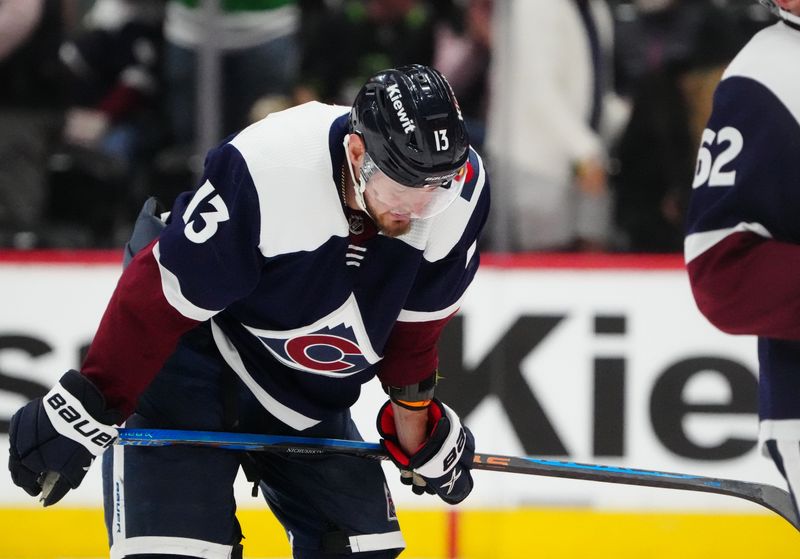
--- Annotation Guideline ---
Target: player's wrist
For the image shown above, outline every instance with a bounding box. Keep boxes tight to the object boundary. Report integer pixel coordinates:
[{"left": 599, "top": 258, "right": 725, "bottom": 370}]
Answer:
[
  {"left": 377, "top": 398, "right": 475, "bottom": 503},
  {"left": 382, "top": 370, "right": 437, "bottom": 410},
  {"left": 391, "top": 401, "right": 429, "bottom": 454}
]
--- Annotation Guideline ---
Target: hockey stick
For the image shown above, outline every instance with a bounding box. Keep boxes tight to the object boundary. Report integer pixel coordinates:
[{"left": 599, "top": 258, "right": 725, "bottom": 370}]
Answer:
[{"left": 117, "top": 427, "right": 800, "bottom": 532}]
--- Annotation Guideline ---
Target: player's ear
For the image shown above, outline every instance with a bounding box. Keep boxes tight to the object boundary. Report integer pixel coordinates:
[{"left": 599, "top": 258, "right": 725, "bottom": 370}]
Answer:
[{"left": 346, "top": 133, "right": 366, "bottom": 169}]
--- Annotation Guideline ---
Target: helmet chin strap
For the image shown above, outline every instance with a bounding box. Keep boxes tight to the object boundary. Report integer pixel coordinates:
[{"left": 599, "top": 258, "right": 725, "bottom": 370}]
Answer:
[{"left": 343, "top": 136, "right": 374, "bottom": 219}]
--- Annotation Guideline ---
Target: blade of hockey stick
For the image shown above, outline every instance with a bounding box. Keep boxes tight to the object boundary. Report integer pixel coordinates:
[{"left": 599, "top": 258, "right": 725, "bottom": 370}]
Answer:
[{"left": 117, "top": 428, "right": 800, "bottom": 531}]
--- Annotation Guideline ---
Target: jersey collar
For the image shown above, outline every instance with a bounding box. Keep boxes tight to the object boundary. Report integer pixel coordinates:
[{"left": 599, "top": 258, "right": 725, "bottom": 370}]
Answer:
[
  {"left": 328, "top": 112, "right": 351, "bottom": 208},
  {"left": 779, "top": 8, "right": 800, "bottom": 31}
]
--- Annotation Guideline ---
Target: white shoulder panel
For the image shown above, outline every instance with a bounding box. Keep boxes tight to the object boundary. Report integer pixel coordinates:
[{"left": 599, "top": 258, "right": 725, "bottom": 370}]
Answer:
[
  {"left": 229, "top": 102, "right": 350, "bottom": 258},
  {"left": 723, "top": 22, "right": 800, "bottom": 124},
  {"left": 423, "top": 149, "right": 488, "bottom": 262}
]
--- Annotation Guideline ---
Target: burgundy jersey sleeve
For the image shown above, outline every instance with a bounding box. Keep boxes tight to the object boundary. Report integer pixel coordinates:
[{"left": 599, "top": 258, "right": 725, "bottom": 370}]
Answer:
[
  {"left": 378, "top": 150, "right": 490, "bottom": 386},
  {"left": 81, "top": 240, "right": 200, "bottom": 416}
]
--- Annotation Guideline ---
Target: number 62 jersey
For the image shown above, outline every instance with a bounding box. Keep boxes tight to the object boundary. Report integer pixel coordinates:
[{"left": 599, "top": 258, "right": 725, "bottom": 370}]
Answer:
[
  {"left": 684, "top": 18, "right": 800, "bottom": 426},
  {"left": 78, "top": 102, "right": 490, "bottom": 429}
]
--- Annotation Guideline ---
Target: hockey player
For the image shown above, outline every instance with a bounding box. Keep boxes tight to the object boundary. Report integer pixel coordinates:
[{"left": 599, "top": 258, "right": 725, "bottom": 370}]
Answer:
[
  {"left": 685, "top": 0, "right": 800, "bottom": 517},
  {"left": 8, "top": 64, "right": 489, "bottom": 558}
]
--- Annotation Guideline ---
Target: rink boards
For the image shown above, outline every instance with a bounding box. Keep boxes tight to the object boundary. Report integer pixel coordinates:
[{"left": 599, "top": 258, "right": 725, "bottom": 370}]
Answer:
[
  {"left": 1, "top": 507, "right": 797, "bottom": 558},
  {"left": 1, "top": 251, "right": 798, "bottom": 556}
]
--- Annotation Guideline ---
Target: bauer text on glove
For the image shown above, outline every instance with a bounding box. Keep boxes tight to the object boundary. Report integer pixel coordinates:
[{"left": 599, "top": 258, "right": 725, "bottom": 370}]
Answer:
[{"left": 8, "top": 370, "right": 121, "bottom": 506}]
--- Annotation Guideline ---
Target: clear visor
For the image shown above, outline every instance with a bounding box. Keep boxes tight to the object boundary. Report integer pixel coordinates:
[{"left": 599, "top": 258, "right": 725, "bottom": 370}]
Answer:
[{"left": 360, "top": 152, "right": 466, "bottom": 220}]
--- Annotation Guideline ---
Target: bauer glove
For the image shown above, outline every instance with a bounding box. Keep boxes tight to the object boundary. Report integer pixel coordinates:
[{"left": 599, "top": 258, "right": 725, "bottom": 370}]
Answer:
[
  {"left": 377, "top": 398, "right": 475, "bottom": 504},
  {"left": 8, "top": 370, "right": 120, "bottom": 506}
]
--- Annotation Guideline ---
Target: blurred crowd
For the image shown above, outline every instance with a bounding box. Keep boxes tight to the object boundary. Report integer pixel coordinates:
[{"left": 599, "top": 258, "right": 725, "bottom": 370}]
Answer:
[{"left": 0, "top": 0, "right": 775, "bottom": 251}]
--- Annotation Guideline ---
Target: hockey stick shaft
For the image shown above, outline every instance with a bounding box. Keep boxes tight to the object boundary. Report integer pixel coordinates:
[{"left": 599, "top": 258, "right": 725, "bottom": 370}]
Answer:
[{"left": 117, "top": 428, "right": 799, "bottom": 531}]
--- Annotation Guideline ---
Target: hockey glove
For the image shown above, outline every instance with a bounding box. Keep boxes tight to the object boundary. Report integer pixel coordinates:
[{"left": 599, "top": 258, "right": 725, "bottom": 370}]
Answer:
[
  {"left": 377, "top": 399, "right": 475, "bottom": 505},
  {"left": 8, "top": 370, "right": 120, "bottom": 506}
]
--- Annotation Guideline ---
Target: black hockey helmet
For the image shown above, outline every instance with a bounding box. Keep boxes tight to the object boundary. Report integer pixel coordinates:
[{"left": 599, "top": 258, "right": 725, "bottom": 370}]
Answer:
[{"left": 349, "top": 64, "right": 469, "bottom": 188}]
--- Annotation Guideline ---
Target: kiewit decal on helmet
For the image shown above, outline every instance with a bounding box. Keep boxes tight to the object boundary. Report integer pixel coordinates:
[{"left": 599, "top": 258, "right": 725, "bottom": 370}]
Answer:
[{"left": 349, "top": 64, "right": 469, "bottom": 188}]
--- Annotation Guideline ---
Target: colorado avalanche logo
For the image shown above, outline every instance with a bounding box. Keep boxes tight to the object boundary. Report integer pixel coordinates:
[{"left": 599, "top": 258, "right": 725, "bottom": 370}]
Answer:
[
  {"left": 244, "top": 295, "right": 381, "bottom": 377},
  {"left": 262, "top": 325, "right": 371, "bottom": 375}
]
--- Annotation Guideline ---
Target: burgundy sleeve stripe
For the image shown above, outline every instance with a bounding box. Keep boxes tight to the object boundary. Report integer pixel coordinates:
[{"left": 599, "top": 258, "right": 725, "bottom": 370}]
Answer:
[
  {"left": 378, "top": 313, "right": 456, "bottom": 386},
  {"left": 686, "top": 230, "right": 800, "bottom": 339},
  {"left": 82, "top": 240, "right": 201, "bottom": 416},
  {"left": 685, "top": 221, "right": 772, "bottom": 264}
]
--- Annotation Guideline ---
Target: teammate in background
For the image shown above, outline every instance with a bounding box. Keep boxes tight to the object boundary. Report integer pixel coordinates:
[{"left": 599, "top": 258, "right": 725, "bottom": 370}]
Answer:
[
  {"left": 8, "top": 64, "right": 489, "bottom": 558},
  {"left": 685, "top": 0, "right": 800, "bottom": 518}
]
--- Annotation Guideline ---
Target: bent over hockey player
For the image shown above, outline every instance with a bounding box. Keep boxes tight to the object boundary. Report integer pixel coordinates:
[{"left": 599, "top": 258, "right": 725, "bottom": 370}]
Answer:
[
  {"left": 685, "top": 0, "right": 800, "bottom": 519},
  {"left": 8, "top": 64, "right": 490, "bottom": 558}
]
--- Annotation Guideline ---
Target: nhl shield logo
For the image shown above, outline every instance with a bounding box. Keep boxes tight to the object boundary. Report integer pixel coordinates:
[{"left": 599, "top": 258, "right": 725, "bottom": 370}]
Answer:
[{"left": 244, "top": 294, "right": 381, "bottom": 377}]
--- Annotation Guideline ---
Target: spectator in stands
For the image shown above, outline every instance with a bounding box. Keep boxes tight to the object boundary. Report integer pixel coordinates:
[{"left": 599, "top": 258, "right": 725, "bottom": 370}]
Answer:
[
  {"left": 613, "top": 0, "right": 743, "bottom": 97},
  {"left": 0, "top": 0, "right": 64, "bottom": 248},
  {"left": 60, "top": 0, "right": 165, "bottom": 170},
  {"left": 40, "top": 0, "right": 165, "bottom": 249},
  {"left": 163, "top": 0, "right": 300, "bottom": 147},
  {"left": 433, "top": 0, "right": 493, "bottom": 151},
  {"left": 295, "top": 0, "right": 437, "bottom": 105},
  {"left": 485, "top": 0, "right": 629, "bottom": 252},
  {"left": 612, "top": 0, "right": 747, "bottom": 252}
]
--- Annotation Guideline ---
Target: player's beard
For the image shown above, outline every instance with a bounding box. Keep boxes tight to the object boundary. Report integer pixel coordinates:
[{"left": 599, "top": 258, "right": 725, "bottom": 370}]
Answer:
[{"left": 365, "top": 197, "right": 412, "bottom": 237}]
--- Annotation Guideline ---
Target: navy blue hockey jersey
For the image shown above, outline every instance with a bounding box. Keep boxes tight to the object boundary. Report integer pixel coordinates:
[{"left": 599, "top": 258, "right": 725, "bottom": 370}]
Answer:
[
  {"left": 685, "top": 16, "right": 800, "bottom": 426},
  {"left": 81, "top": 102, "right": 490, "bottom": 429}
]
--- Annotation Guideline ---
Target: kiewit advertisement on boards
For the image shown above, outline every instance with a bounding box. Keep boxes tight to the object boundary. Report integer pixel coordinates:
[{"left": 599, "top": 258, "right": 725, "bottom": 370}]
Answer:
[{"left": 0, "top": 253, "right": 777, "bottom": 513}]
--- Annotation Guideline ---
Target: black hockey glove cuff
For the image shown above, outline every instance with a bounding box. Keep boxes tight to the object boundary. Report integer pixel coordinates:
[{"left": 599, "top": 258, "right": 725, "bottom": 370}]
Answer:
[
  {"left": 377, "top": 399, "right": 475, "bottom": 505},
  {"left": 8, "top": 370, "right": 121, "bottom": 506}
]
